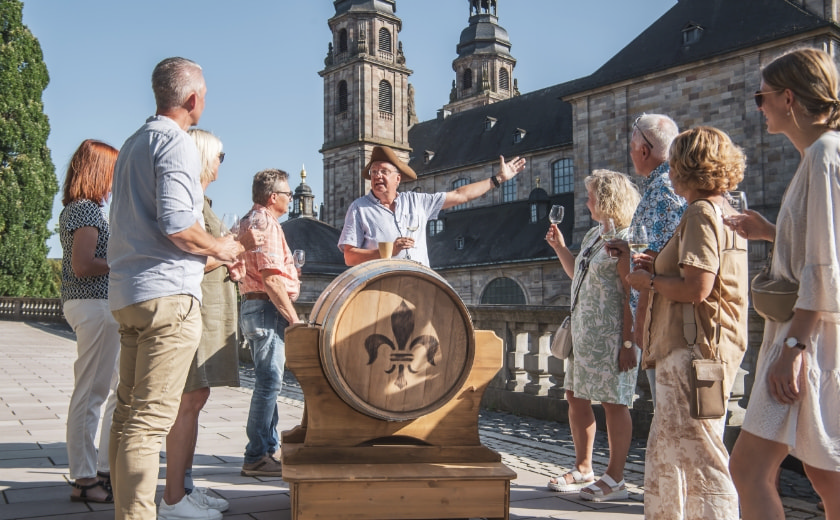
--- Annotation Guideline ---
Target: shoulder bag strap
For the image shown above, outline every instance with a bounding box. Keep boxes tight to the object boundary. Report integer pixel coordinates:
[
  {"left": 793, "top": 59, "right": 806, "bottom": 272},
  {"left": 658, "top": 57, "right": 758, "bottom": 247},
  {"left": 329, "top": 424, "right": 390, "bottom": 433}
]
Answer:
[
  {"left": 570, "top": 238, "right": 606, "bottom": 312},
  {"left": 681, "top": 199, "right": 723, "bottom": 360}
]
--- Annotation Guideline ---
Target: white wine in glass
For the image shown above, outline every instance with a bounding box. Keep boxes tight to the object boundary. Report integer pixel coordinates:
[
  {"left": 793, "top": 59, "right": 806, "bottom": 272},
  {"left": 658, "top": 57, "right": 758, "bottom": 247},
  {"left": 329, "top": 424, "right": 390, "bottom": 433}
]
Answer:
[
  {"left": 600, "top": 218, "right": 617, "bottom": 241},
  {"left": 406, "top": 214, "right": 420, "bottom": 236},
  {"left": 628, "top": 224, "right": 649, "bottom": 256},
  {"left": 549, "top": 205, "right": 565, "bottom": 225}
]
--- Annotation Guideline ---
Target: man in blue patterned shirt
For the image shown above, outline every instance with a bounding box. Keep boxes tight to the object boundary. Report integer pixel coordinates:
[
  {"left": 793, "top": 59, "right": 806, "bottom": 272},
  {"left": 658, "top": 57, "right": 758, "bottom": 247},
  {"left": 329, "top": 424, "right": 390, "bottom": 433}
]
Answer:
[{"left": 627, "top": 113, "right": 685, "bottom": 404}]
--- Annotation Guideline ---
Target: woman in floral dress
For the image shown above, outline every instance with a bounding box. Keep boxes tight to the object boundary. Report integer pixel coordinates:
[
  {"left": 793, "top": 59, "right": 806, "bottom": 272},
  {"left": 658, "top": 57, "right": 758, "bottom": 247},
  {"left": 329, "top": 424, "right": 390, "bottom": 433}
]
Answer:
[{"left": 545, "top": 169, "right": 640, "bottom": 501}]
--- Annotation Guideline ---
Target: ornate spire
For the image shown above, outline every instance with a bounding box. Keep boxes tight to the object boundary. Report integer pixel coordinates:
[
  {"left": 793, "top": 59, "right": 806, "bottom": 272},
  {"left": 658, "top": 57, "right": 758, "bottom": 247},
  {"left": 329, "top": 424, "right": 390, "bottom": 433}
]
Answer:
[{"left": 470, "top": 0, "right": 497, "bottom": 16}]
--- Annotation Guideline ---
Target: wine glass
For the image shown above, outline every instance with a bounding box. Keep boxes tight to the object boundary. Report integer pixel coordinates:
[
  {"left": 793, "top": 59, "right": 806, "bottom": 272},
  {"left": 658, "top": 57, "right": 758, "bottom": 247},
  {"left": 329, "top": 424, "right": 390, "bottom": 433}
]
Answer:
[
  {"left": 293, "top": 249, "right": 305, "bottom": 269},
  {"left": 220, "top": 213, "right": 239, "bottom": 237},
  {"left": 249, "top": 212, "right": 268, "bottom": 252},
  {"left": 600, "top": 218, "right": 617, "bottom": 257},
  {"left": 724, "top": 191, "right": 748, "bottom": 250},
  {"left": 405, "top": 214, "right": 420, "bottom": 237},
  {"left": 402, "top": 214, "right": 420, "bottom": 261},
  {"left": 627, "top": 224, "right": 649, "bottom": 267},
  {"left": 549, "top": 205, "right": 565, "bottom": 225}
]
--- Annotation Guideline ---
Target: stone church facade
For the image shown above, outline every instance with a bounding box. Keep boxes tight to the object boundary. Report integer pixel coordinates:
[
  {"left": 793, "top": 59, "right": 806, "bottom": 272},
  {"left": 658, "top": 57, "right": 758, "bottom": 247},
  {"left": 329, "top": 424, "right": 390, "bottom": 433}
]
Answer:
[{"left": 317, "top": 0, "right": 840, "bottom": 308}]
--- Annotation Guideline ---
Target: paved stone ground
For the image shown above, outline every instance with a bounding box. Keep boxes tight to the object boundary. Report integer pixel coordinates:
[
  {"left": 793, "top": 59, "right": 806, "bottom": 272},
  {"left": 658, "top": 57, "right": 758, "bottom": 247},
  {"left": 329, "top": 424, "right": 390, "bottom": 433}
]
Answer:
[{"left": 0, "top": 320, "right": 825, "bottom": 519}]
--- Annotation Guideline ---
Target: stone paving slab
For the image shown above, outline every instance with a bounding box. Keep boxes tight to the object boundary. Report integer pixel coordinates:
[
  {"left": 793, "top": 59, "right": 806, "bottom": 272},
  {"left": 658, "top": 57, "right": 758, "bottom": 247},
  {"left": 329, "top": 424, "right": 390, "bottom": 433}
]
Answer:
[{"left": 0, "top": 320, "right": 825, "bottom": 519}]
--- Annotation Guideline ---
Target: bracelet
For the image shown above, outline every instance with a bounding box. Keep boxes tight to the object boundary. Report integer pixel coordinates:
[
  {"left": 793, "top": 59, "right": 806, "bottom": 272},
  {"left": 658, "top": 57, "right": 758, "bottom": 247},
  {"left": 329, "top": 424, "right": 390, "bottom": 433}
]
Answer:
[
  {"left": 490, "top": 175, "right": 501, "bottom": 188},
  {"left": 649, "top": 274, "right": 656, "bottom": 291}
]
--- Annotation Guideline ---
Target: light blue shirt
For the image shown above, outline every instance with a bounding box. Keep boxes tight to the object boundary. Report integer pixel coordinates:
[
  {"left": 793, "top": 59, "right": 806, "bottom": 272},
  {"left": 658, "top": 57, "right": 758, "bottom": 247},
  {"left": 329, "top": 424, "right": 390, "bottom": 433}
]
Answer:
[
  {"left": 108, "top": 115, "right": 204, "bottom": 311},
  {"left": 339, "top": 191, "right": 446, "bottom": 267}
]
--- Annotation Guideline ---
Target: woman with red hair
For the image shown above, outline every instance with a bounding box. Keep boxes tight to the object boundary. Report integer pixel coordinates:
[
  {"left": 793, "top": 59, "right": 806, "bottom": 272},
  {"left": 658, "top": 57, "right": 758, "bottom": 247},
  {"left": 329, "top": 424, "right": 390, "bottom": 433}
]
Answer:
[{"left": 60, "top": 139, "right": 120, "bottom": 504}]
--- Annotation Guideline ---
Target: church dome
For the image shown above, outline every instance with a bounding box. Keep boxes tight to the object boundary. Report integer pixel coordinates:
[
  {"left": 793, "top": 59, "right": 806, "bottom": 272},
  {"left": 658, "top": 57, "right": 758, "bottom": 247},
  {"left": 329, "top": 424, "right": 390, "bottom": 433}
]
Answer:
[
  {"left": 333, "top": 0, "right": 396, "bottom": 17},
  {"left": 457, "top": 13, "right": 512, "bottom": 58}
]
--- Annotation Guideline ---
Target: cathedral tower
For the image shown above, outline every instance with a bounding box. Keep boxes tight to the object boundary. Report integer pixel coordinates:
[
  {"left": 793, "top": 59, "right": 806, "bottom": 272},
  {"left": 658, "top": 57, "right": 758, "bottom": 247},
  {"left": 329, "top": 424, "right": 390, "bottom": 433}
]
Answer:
[
  {"left": 444, "top": 0, "right": 518, "bottom": 115},
  {"left": 320, "top": 0, "right": 413, "bottom": 228}
]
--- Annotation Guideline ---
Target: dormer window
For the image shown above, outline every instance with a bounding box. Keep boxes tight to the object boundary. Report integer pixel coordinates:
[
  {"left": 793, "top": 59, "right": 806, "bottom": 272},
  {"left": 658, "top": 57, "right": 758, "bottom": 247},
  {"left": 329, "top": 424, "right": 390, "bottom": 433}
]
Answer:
[
  {"left": 485, "top": 117, "right": 497, "bottom": 131},
  {"left": 455, "top": 236, "right": 465, "bottom": 250},
  {"left": 682, "top": 23, "right": 703, "bottom": 46},
  {"left": 513, "top": 128, "right": 526, "bottom": 143},
  {"left": 424, "top": 150, "right": 435, "bottom": 164}
]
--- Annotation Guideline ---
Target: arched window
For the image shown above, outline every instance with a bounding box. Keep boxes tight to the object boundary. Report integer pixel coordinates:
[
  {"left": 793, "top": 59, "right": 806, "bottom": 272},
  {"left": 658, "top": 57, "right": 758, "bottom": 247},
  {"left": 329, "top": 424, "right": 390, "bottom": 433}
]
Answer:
[
  {"left": 378, "top": 27, "right": 392, "bottom": 53},
  {"left": 338, "top": 28, "right": 348, "bottom": 53},
  {"left": 480, "top": 277, "right": 526, "bottom": 305},
  {"left": 499, "top": 68, "right": 509, "bottom": 90},
  {"left": 378, "top": 80, "right": 393, "bottom": 113},
  {"left": 552, "top": 158, "right": 574, "bottom": 194},
  {"left": 463, "top": 68, "right": 473, "bottom": 90},
  {"left": 427, "top": 219, "right": 444, "bottom": 236},
  {"left": 337, "top": 81, "right": 348, "bottom": 113}
]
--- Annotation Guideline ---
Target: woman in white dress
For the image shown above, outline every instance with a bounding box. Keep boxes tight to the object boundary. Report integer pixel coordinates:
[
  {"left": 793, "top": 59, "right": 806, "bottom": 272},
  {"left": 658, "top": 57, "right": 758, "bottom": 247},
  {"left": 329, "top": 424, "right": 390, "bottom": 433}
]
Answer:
[{"left": 727, "top": 48, "right": 840, "bottom": 520}]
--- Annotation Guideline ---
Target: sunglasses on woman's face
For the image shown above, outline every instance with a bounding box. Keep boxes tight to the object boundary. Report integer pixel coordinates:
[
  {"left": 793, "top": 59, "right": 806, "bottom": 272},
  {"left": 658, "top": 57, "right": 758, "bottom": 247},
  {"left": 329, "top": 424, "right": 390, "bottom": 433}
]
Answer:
[{"left": 754, "top": 89, "right": 784, "bottom": 108}]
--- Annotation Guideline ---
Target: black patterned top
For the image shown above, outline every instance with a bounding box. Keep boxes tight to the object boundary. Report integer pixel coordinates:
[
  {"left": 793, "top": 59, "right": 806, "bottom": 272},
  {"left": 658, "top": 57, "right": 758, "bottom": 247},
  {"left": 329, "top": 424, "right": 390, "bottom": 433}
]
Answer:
[{"left": 59, "top": 199, "right": 109, "bottom": 302}]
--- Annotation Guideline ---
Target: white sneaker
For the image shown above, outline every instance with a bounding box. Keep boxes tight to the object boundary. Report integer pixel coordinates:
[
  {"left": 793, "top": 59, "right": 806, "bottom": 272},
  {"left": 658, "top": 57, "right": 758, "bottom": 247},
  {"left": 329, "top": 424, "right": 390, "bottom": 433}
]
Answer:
[
  {"left": 158, "top": 493, "right": 223, "bottom": 520},
  {"left": 190, "top": 487, "right": 230, "bottom": 512}
]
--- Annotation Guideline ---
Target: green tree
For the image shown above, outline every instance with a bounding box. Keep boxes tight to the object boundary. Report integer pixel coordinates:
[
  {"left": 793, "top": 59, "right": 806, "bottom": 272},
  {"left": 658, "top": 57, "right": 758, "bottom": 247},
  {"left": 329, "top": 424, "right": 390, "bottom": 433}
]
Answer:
[{"left": 0, "top": 0, "right": 57, "bottom": 297}]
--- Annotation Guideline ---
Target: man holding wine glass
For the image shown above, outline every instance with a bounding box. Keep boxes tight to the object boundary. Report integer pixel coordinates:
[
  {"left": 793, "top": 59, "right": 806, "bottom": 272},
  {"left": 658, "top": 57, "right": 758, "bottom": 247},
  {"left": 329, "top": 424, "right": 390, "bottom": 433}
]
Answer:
[
  {"left": 339, "top": 145, "right": 526, "bottom": 267},
  {"left": 606, "top": 113, "right": 685, "bottom": 405},
  {"left": 236, "top": 168, "right": 302, "bottom": 478}
]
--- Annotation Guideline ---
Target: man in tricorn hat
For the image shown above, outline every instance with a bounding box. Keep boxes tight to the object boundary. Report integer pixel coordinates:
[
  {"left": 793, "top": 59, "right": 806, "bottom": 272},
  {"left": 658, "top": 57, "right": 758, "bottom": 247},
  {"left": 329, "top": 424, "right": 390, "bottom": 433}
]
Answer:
[{"left": 339, "top": 145, "right": 525, "bottom": 267}]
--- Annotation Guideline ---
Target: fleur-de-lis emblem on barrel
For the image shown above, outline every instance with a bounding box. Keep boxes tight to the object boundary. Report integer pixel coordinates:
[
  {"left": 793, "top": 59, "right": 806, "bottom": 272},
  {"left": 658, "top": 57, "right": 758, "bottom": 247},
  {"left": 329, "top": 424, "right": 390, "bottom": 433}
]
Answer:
[{"left": 364, "top": 300, "right": 440, "bottom": 389}]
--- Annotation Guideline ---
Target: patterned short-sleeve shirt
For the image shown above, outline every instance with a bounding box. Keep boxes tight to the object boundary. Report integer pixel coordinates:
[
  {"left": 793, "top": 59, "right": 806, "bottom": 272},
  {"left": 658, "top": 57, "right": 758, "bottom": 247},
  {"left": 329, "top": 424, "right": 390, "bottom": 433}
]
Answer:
[
  {"left": 59, "top": 199, "right": 109, "bottom": 302},
  {"left": 629, "top": 162, "right": 686, "bottom": 312}
]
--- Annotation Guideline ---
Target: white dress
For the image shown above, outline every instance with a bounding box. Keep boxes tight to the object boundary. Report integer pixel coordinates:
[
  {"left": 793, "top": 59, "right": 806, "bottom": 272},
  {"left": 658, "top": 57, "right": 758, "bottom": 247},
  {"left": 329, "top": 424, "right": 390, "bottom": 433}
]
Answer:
[{"left": 742, "top": 131, "right": 840, "bottom": 472}]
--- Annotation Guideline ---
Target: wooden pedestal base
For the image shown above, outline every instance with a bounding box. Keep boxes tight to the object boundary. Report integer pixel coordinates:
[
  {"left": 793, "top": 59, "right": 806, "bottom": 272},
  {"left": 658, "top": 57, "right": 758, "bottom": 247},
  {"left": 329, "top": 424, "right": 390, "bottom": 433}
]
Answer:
[{"left": 284, "top": 460, "right": 515, "bottom": 520}]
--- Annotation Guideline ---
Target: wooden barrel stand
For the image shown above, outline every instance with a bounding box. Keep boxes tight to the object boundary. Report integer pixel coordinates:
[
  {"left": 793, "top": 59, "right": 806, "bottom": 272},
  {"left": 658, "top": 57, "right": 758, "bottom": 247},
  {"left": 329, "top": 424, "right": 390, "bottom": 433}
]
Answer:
[{"left": 281, "top": 260, "right": 515, "bottom": 520}]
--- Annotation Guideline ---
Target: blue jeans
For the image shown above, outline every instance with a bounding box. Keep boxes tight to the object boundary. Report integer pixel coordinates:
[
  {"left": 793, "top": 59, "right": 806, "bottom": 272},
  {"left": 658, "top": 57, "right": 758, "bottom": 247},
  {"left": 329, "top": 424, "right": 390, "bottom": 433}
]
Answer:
[{"left": 239, "top": 299, "right": 287, "bottom": 464}]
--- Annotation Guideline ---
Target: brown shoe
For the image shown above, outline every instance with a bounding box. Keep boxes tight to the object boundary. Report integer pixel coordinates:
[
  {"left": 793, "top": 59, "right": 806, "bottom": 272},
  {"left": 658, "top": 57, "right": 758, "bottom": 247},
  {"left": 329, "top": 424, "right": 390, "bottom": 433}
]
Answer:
[{"left": 241, "top": 454, "right": 282, "bottom": 477}]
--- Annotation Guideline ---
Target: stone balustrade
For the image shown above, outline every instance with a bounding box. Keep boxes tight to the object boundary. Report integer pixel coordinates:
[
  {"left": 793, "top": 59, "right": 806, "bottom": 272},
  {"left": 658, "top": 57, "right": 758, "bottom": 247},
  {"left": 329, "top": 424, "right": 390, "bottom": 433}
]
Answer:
[{"left": 0, "top": 296, "right": 764, "bottom": 443}]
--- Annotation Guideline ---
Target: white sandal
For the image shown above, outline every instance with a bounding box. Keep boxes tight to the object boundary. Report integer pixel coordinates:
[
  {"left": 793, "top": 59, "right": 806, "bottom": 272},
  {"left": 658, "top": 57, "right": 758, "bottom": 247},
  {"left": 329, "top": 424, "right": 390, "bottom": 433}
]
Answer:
[
  {"left": 579, "top": 473, "right": 628, "bottom": 502},
  {"left": 547, "top": 468, "right": 595, "bottom": 493}
]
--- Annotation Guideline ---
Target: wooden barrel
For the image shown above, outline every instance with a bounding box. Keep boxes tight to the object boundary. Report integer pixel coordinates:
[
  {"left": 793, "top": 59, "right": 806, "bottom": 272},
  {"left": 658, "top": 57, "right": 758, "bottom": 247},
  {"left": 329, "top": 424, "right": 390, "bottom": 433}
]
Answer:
[{"left": 310, "top": 259, "right": 475, "bottom": 421}]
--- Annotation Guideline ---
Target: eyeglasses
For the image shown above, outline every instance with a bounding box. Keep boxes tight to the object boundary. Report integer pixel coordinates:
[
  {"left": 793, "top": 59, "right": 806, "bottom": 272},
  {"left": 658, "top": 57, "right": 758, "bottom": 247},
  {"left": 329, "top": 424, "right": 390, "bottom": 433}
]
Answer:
[
  {"left": 274, "top": 190, "right": 293, "bottom": 198},
  {"left": 218, "top": 152, "right": 225, "bottom": 164},
  {"left": 754, "top": 89, "right": 784, "bottom": 108},
  {"left": 633, "top": 115, "right": 655, "bottom": 150},
  {"left": 370, "top": 168, "right": 398, "bottom": 177}
]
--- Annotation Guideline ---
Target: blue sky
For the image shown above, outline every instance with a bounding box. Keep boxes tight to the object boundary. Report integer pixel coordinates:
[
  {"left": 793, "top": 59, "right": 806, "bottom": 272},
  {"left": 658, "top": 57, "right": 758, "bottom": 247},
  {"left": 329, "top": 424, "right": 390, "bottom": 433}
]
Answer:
[{"left": 20, "top": 0, "right": 676, "bottom": 257}]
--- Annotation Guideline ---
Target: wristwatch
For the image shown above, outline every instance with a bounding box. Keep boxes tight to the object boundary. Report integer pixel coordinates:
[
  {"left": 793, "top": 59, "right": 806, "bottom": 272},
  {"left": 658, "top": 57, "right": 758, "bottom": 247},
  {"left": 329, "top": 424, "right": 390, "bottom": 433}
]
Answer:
[
  {"left": 622, "top": 340, "right": 634, "bottom": 350},
  {"left": 784, "top": 336, "right": 807, "bottom": 350},
  {"left": 490, "top": 175, "right": 501, "bottom": 188}
]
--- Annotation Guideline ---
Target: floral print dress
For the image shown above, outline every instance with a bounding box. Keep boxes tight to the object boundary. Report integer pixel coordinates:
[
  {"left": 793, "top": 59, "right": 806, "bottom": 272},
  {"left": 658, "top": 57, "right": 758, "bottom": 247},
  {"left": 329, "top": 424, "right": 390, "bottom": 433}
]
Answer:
[{"left": 566, "top": 226, "right": 637, "bottom": 406}]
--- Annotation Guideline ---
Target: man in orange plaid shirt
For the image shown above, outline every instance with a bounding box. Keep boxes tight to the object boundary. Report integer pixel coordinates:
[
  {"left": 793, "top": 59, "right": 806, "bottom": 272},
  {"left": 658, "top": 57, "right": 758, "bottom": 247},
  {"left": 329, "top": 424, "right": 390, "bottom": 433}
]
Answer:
[{"left": 236, "top": 168, "right": 301, "bottom": 477}]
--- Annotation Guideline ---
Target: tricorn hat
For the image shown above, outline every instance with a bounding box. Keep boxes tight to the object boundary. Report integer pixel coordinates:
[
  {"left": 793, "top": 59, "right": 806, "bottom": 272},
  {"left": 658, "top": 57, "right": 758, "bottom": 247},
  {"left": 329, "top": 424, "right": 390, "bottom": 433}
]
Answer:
[{"left": 363, "top": 146, "right": 417, "bottom": 180}]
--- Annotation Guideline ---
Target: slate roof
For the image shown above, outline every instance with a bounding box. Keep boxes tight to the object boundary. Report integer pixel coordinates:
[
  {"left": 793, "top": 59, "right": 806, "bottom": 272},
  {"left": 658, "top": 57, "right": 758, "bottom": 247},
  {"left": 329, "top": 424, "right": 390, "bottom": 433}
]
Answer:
[
  {"left": 281, "top": 217, "right": 347, "bottom": 275},
  {"left": 566, "top": 0, "right": 833, "bottom": 95},
  {"left": 333, "top": 0, "right": 396, "bottom": 17},
  {"left": 407, "top": 83, "right": 573, "bottom": 176},
  {"left": 428, "top": 192, "right": 577, "bottom": 269},
  {"left": 457, "top": 13, "right": 513, "bottom": 58}
]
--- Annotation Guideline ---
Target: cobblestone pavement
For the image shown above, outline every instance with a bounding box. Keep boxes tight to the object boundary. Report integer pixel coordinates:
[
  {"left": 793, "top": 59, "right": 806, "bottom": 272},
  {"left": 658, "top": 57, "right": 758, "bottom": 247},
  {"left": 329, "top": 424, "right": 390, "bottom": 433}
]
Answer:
[{"left": 241, "top": 364, "right": 824, "bottom": 519}]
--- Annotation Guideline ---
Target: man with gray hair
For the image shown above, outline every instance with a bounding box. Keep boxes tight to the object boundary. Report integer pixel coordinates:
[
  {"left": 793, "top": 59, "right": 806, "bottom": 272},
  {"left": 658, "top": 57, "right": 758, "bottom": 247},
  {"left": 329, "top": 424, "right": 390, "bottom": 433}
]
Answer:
[
  {"left": 108, "top": 57, "right": 241, "bottom": 520},
  {"left": 613, "top": 113, "right": 686, "bottom": 405},
  {"left": 236, "top": 169, "right": 301, "bottom": 478}
]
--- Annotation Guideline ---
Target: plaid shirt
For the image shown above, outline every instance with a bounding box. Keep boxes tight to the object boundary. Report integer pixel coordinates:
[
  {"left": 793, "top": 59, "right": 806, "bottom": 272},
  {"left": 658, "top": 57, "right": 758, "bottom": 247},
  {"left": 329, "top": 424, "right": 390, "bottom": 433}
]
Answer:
[{"left": 237, "top": 205, "right": 300, "bottom": 301}]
